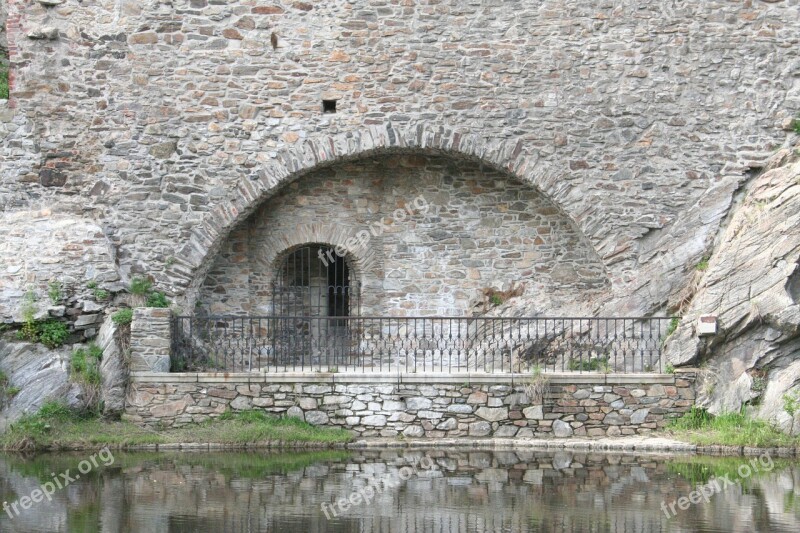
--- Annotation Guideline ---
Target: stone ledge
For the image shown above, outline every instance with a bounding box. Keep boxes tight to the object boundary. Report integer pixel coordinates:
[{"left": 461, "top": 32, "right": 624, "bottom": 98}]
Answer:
[{"left": 130, "top": 371, "right": 684, "bottom": 385}]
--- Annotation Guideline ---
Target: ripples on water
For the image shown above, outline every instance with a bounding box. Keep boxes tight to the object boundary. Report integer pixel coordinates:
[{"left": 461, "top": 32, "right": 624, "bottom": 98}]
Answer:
[{"left": 0, "top": 449, "right": 798, "bottom": 532}]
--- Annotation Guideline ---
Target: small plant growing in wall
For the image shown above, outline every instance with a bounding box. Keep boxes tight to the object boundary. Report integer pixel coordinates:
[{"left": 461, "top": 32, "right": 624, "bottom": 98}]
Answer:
[
  {"left": 70, "top": 344, "right": 104, "bottom": 412},
  {"left": 16, "top": 289, "right": 70, "bottom": 348},
  {"left": 523, "top": 365, "right": 550, "bottom": 405},
  {"left": 695, "top": 255, "right": 710, "bottom": 272},
  {"left": 112, "top": 308, "right": 133, "bottom": 326},
  {"left": 48, "top": 280, "right": 63, "bottom": 305},
  {"left": 782, "top": 390, "right": 800, "bottom": 435}
]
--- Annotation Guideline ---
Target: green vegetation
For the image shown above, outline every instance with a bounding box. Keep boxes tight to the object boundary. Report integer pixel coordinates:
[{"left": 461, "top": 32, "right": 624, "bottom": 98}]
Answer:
[
  {"left": 0, "top": 64, "right": 8, "bottom": 100},
  {"left": 48, "top": 280, "right": 63, "bottom": 304},
  {"left": 489, "top": 293, "right": 504, "bottom": 306},
  {"left": 1, "top": 403, "right": 352, "bottom": 452},
  {"left": 666, "top": 407, "right": 800, "bottom": 448},
  {"left": 665, "top": 363, "right": 675, "bottom": 374},
  {"left": 782, "top": 390, "right": 800, "bottom": 434},
  {"left": 36, "top": 320, "right": 70, "bottom": 348},
  {"left": 129, "top": 276, "right": 152, "bottom": 296},
  {"left": 793, "top": 117, "right": 800, "bottom": 135},
  {"left": 15, "top": 289, "right": 70, "bottom": 348},
  {"left": 70, "top": 344, "right": 103, "bottom": 386},
  {"left": 666, "top": 317, "right": 680, "bottom": 337},
  {"left": 524, "top": 364, "right": 550, "bottom": 404},
  {"left": 695, "top": 255, "right": 710, "bottom": 271},
  {"left": 111, "top": 308, "right": 133, "bottom": 325},
  {"left": 146, "top": 291, "right": 170, "bottom": 308},
  {"left": 568, "top": 356, "right": 610, "bottom": 372}
]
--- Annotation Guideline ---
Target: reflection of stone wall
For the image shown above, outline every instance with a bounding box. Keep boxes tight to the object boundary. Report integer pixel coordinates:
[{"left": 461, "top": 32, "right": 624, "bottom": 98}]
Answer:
[
  {"left": 126, "top": 372, "right": 696, "bottom": 437},
  {"left": 2, "top": 450, "right": 798, "bottom": 532}
]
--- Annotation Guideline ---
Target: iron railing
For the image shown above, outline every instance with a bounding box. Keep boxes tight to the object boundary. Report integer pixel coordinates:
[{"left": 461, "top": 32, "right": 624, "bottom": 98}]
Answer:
[{"left": 170, "top": 316, "right": 676, "bottom": 374}]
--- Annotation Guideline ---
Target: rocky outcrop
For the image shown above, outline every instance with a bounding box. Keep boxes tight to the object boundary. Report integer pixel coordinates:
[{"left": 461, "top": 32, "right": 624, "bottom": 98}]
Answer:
[
  {"left": 665, "top": 145, "right": 800, "bottom": 433},
  {"left": 0, "top": 336, "right": 82, "bottom": 431},
  {"left": 97, "top": 316, "right": 128, "bottom": 418}
]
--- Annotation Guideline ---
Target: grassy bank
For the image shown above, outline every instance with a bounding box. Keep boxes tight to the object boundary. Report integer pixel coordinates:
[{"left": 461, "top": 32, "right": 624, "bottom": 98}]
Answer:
[
  {"left": 1, "top": 402, "right": 353, "bottom": 452},
  {"left": 665, "top": 407, "right": 800, "bottom": 448}
]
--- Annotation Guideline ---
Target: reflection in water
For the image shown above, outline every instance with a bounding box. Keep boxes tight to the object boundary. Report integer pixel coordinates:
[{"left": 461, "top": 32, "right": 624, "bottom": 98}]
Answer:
[{"left": 0, "top": 449, "right": 798, "bottom": 532}]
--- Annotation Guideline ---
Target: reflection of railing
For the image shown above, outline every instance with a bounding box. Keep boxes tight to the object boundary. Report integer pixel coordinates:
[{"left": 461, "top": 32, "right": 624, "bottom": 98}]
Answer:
[{"left": 170, "top": 316, "right": 676, "bottom": 373}]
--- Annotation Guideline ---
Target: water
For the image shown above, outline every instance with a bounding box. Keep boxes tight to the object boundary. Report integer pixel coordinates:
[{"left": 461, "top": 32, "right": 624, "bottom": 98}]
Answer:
[{"left": 0, "top": 448, "right": 798, "bottom": 532}]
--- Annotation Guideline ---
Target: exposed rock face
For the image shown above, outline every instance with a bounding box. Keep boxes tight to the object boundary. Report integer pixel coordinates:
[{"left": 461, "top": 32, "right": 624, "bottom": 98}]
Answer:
[
  {"left": 665, "top": 145, "right": 800, "bottom": 433},
  {"left": 0, "top": 337, "right": 82, "bottom": 431},
  {"left": 97, "top": 316, "right": 128, "bottom": 418}
]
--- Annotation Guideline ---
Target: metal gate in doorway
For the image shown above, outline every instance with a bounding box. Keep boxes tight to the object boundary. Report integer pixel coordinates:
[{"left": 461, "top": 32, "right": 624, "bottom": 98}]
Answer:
[{"left": 271, "top": 244, "right": 360, "bottom": 366}]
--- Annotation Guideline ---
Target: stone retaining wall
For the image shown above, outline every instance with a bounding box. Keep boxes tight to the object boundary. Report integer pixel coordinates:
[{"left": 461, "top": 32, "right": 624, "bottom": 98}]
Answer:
[{"left": 125, "top": 371, "right": 696, "bottom": 438}]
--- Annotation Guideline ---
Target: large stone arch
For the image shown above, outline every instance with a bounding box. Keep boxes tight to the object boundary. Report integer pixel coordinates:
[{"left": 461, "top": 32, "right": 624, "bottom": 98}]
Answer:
[{"left": 169, "top": 122, "right": 602, "bottom": 300}]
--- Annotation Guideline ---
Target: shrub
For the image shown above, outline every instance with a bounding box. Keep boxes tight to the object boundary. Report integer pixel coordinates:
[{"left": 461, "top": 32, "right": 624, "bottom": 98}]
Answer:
[
  {"left": 71, "top": 349, "right": 101, "bottom": 386},
  {"left": 112, "top": 308, "right": 133, "bottom": 325},
  {"left": 146, "top": 291, "right": 170, "bottom": 308},
  {"left": 36, "top": 320, "right": 69, "bottom": 348},
  {"left": 130, "top": 277, "right": 152, "bottom": 296},
  {"left": 48, "top": 280, "right": 63, "bottom": 304},
  {"left": 93, "top": 288, "right": 109, "bottom": 301}
]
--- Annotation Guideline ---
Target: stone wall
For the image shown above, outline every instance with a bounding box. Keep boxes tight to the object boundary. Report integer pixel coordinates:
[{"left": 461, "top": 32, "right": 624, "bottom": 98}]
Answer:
[
  {"left": 200, "top": 154, "right": 608, "bottom": 316},
  {"left": 129, "top": 307, "right": 171, "bottom": 373},
  {"left": 125, "top": 371, "right": 696, "bottom": 438},
  {"left": 1, "top": 0, "right": 799, "bottom": 324}
]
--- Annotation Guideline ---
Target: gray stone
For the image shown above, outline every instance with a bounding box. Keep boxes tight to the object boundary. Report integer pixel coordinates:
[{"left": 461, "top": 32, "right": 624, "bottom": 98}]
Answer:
[
  {"left": 406, "top": 397, "right": 432, "bottom": 410},
  {"left": 286, "top": 406, "right": 304, "bottom": 420},
  {"left": 604, "top": 413, "right": 625, "bottom": 425},
  {"left": 494, "top": 425, "right": 519, "bottom": 437},
  {"left": 523, "top": 405, "right": 543, "bottom": 419},
  {"left": 630, "top": 408, "right": 649, "bottom": 424},
  {"left": 436, "top": 417, "right": 457, "bottom": 430},
  {"left": 553, "top": 419, "right": 574, "bottom": 438},
  {"left": 475, "top": 407, "right": 508, "bottom": 422},
  {"left": 304, "top": 411, "right": 329, "bottom": 425},
  {"left": 362, "top": 414, "right": 387, "bottom": 426},
  {"left": 403, "top": 426, "right": 425, "bottom": 438},
  {"left": 230, "top": 396, "right": 251, "bottom": 410},
  {"left": 468, "top": 421, "right": 492, "bottom": 437},
  {"left": 446, "top": 404, "right": 473, "bottom": 414}
]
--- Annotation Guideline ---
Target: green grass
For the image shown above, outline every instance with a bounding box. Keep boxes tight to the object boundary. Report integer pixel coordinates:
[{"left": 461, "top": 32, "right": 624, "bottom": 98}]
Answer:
[
  {"left": 111, "top": 308, "right": 133, "bottom": 325},
  {"left": 695, "top": 256, "right": 710, "bottom": 271},
  {"left": 666, "top": 407, "right": 800, "bottom": 448},
  {"left": 1, "top": 404, "right": 352, "bottom": 451},
  {"left": 0, "top": 65, "right": 8, "bottom": 100}
]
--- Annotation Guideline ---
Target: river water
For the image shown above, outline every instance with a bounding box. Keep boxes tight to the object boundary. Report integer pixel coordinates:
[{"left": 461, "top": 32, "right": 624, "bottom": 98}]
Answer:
[{"left": 0, "top": 449, "right": 798, "bottom": 532}]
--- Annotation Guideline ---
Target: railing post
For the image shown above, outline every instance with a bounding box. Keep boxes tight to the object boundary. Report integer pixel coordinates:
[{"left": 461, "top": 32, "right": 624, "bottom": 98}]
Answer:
[{"left": 129, "top": 308, "right": 173, "bottom": 373}]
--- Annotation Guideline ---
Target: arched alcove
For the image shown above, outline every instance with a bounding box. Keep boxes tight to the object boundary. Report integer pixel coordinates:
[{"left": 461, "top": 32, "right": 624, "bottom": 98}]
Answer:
[{"left": 196, "top": 151, "right": 609, "bottom": 317}]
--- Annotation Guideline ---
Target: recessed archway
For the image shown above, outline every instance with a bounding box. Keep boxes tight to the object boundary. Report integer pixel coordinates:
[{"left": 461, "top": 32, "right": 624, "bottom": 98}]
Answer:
[
  {"left": 196, "top": 151, "right": 609, "bottom": 317},
  {"left": 169, "top": 123, "right": 608, "bottom": 307}
]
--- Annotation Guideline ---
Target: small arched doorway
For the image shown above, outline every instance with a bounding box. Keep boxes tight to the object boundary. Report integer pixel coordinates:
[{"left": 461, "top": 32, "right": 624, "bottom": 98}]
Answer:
[
  {"left": 272, "top": 244, "right": 358, "bottom": 318},
  {"left": 271, "top": 244, "right": 359, "bottom": 367}
]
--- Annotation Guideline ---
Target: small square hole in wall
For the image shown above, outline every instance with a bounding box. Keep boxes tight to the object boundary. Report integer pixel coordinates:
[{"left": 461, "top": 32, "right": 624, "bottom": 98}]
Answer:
[{"left": 322, "top": 99, "right": 337, "bottom": 114}]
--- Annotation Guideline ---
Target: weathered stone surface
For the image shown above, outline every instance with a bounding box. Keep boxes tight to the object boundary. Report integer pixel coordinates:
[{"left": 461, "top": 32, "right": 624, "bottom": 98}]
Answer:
[
  {"left": 523, "top": 406, "right": 544, "bottom": 420},
  {"left": 0, "top": 339, "right": 82, "bottom": 430},
  {"left": 362, "top": 414, "right": 387, "bottom": 427},
  {"left": 665, "top": 147, "right": 800, "bottom": 433},
  {"left": 406, "top": 397, "right": 432, "bottom": 410},
  {"left": 403, "top": 425, "right": 425, "bottom": 438},
  {"left": 97, "top": 316, "right": 127, "bottom": 417},
  {"left": 475, "top": 407, "right": 508, "bottom": 422},
  {"left": 553, "top": 420, "right": 573, "bottom": 438},
  {"left": 304, "top": 411, "right": 329, "bottom": 425},
  {"left": 286, "top": 406, "right": 304, "bottom": 420},
  {"left": 468, "top": 421, "right": 491, "bottom": 437}
]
